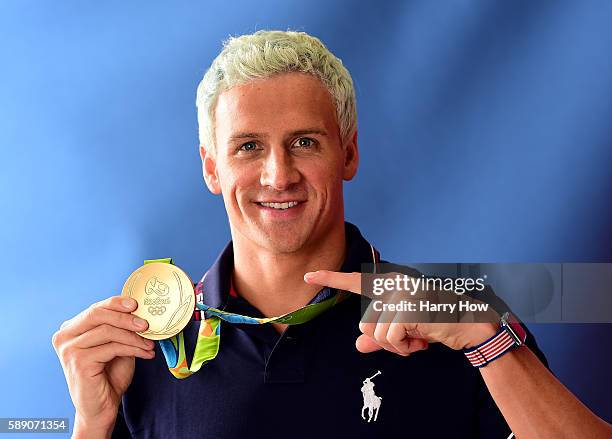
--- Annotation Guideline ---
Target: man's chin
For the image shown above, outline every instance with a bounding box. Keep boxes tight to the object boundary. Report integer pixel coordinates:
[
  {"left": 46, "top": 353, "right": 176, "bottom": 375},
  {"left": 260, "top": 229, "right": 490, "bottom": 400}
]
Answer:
[
  {"left": 262, "top": 235, "right": 308, "bottom": 254},
  {"left": 255, "top": 226, "right": 311, "bottom": 254}
]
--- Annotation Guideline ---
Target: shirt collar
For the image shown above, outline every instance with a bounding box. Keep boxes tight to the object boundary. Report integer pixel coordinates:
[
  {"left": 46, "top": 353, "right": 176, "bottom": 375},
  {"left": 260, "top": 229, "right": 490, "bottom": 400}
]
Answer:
[{"left": 197, "top": 221, "right": 379, "bottom": 309}]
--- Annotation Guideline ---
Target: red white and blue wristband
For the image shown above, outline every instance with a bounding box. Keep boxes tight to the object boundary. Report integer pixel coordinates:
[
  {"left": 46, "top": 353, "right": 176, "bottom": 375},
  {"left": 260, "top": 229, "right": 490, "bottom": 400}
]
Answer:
[{"left": 464, "top": 312, "right": 527, "bottom": 368}]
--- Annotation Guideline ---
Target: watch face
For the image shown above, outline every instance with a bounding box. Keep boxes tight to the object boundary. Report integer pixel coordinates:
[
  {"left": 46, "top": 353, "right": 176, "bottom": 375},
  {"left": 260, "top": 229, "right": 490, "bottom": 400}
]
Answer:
[{"left": 505, "top": 312, "right": 527, "bottom": 344}]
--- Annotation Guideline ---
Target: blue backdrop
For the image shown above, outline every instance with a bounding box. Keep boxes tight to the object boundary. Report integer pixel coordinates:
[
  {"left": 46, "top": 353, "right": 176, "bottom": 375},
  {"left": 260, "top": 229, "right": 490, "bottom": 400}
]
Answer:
[{"left": 1, "top": 0, "right": 610, "bottom": 433}]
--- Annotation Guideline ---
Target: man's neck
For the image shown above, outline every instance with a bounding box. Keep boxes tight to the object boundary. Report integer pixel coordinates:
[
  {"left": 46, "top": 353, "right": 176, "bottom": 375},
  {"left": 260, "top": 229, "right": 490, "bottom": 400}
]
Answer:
[{"left": 231, "top": 222, "right": 347, "bottom": 320}]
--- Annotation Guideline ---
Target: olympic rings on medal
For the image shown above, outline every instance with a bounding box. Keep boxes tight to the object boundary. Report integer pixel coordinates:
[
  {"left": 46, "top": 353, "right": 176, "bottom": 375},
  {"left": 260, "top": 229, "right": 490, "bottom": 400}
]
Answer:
[{"left": 148, "top": 305, "right": 167, "bottom": 316}]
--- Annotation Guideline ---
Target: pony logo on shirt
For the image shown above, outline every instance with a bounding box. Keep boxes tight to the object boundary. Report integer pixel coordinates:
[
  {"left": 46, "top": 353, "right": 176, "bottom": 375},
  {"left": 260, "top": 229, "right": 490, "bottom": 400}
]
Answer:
[{"left": 361, "top": 370, "right": 382, "bottom": 422}]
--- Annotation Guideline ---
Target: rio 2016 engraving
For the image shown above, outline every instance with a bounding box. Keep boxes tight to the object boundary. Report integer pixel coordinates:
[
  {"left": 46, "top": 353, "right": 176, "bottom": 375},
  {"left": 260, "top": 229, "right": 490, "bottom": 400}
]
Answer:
[
  {"left": 145, "top": 277, "right": 171, "bottom": 315},
  {"left": 144, "top": 296, "right": 171, "bottom": 305}
]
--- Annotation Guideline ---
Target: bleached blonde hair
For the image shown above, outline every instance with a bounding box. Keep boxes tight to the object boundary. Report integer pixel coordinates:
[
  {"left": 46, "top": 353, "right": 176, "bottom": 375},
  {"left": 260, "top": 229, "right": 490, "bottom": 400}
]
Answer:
[{"left": 195, "top": 30, "right": 357, "bottom": 152}]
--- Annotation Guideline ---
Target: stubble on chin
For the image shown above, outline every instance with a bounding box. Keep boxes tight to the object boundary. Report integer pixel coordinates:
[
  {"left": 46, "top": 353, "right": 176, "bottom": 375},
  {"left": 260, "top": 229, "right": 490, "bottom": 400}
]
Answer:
[{"left": 250, "top": 222, "right": 310, "bottom": 254}]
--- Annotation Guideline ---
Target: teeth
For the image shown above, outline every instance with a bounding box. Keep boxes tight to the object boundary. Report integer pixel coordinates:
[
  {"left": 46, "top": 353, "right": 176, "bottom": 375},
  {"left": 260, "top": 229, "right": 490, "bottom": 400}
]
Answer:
[{"left": 260, "top": 201, "right": 299, "bottom": 210}]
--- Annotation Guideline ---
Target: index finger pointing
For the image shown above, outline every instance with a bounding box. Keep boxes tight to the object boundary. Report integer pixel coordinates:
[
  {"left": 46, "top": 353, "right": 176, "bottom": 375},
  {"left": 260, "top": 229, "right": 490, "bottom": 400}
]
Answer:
[{"left": 304, "top": 270, "right": 362, "bottom": 295}]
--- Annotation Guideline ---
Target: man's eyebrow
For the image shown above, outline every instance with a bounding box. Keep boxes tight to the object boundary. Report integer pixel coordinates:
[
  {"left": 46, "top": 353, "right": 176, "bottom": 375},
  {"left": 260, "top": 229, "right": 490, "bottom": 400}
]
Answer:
[
  {"left": 228, "top": 128, "right": 328, "bottom": 141},
  {"left": 288, "top": 128, "right": 328, "bottom": 137},
  {"left": 229, "top": 132, "right": 266, "bottom": 141}
]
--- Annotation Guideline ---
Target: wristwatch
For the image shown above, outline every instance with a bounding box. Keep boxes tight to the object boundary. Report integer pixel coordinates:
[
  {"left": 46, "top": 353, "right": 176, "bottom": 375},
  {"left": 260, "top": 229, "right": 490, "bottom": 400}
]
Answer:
[{"left": 464, "top": 312, "right": 527, "bottom": 368}]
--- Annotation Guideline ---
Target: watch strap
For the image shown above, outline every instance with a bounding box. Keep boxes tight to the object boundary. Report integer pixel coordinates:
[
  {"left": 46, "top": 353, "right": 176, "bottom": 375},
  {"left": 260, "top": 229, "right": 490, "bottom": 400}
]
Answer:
[{"left": 464, "top": 326, "right": 520, "bottom": 368}]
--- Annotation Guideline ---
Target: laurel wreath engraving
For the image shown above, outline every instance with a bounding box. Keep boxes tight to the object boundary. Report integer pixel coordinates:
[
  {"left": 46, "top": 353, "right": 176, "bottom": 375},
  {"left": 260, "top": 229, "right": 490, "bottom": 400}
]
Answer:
[{"left": 160, "top": 271, "right": 192, "bottom": 333}]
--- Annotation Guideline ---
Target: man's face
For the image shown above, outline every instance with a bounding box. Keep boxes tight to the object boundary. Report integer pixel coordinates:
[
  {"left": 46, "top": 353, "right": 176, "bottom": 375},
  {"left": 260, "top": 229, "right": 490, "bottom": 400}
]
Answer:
[{"left": 200, "top": 72, "right": 358, "bottom": 253}]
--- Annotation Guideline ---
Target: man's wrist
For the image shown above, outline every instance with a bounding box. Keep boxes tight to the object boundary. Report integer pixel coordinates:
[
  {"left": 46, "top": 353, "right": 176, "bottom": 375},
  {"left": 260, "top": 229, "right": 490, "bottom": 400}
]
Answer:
[
  {"left": 463, "top": 312, "right": 529, "bottom": 368},
  {"left": 464, "top": 322, "right": 499, "bottom": 349},
  {"left": 72, "top": 415, "right": 114, "bottom": 439}
]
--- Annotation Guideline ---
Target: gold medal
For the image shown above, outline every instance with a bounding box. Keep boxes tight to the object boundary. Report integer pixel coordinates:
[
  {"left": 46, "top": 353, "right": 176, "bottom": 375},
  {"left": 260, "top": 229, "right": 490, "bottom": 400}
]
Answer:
[{"left": 121, "top": 262, "right": 196, "bottom": 340}]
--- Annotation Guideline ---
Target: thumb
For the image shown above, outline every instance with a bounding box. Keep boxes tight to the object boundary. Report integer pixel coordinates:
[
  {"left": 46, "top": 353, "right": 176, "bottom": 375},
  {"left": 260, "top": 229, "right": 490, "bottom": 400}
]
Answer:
[{"left": 356, "top": 334, "right": 384, "bottom": 353}]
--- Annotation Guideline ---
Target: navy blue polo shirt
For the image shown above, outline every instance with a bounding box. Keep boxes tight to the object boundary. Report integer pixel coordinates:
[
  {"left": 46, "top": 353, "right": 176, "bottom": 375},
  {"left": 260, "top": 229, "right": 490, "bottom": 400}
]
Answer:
[{"left": 113, "top": 222, "right": 548, "bottom": 438}]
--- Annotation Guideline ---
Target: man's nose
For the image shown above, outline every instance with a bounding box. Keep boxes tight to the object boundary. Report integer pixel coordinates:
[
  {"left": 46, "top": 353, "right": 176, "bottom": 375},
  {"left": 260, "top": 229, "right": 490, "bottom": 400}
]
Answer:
[{"left": 260, "top": 147, "right": 300, "bottom": 190}]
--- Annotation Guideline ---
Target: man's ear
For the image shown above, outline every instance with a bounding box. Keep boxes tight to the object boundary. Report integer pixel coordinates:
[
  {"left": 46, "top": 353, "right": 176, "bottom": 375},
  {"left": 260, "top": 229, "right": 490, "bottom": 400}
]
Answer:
[
  {"left": 199, "top": 145, "right": 222, "bottom": 195},
  {"left": 342, "top": 130, "right": 359, "bottom": 181}
]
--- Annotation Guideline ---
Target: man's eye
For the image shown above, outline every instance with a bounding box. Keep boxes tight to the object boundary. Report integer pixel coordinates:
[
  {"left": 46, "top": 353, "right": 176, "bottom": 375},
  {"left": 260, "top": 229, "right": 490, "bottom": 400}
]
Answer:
[
  {"left": 293, "top": 137, "right": 315, "bottom": 148},
  {"left": 239, "top": 141, "right": 258, "bottom": 151}
]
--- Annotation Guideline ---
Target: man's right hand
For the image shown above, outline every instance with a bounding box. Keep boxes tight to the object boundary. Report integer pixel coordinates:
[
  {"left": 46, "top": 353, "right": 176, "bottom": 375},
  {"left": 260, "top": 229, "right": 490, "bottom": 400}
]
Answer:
[{"left": 51, "top": 296, "right": 156, "bottom": 437}]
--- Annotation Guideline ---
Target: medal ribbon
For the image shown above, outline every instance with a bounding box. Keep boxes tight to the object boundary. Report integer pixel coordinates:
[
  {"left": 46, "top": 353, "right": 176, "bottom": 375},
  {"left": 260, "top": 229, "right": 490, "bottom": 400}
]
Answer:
[{"left": 145, "top": 245, "right": 379, "bottom": 379}]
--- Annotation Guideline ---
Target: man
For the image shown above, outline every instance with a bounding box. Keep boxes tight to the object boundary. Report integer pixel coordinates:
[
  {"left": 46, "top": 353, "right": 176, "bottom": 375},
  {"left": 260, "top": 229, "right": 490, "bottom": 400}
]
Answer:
[{"left": 52, "top": 30, "right": 611, "bottom": 438}]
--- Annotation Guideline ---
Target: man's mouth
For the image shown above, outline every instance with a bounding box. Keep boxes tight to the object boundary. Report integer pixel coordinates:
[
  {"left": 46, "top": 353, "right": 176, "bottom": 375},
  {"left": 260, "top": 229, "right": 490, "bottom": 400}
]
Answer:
[{"left": 257, "top": 201, "right": 302, "bottom": 210}]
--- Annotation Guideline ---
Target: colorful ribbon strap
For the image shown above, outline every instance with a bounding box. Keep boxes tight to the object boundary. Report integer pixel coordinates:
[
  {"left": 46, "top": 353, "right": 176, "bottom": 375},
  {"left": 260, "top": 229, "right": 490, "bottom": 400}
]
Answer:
[
  {"left": 145, "top": 259, "right": 352, "bottom": 379},
  {"left": 146, "top": 244, "right": 380, "bottom": 379}
]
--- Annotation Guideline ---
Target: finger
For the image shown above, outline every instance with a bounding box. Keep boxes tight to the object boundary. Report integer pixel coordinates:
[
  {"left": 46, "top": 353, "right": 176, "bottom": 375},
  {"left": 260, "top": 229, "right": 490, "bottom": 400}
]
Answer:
[
  {"left": 60, "top": 298, "right": 148, "bottom": 339},
  {"left": 405, "top": 337, "right": 429, "bottom": 354},
  {"left": 81, "top": 342, "right": 155, "bottom": 369},
  {"left": 356, "top": 333, "right": 384, "bottom": 353},
  {"left": 355, "top": 333, "right": 413, "bottom": 357},
  {"left": 304, "top": 271, "right": 361, "bottom": 294},
  {"left": 72, "top": 324, "right": 155, "bottom": 351},
  {"left": 386, "top": 323, "right": 413, "bottom": 354},
  {"left": 60, "top": 296, "right": 136, "bottom": 332},
  {"left": 360, "top": 277, "right": 409, "bottom": 327},
  {"left": 360, "top": 294, "right": 386, "bottom": 329},
  {"left": 387, "top": 323, "right": 429, "bottom": 355},
  {"left": 372, "top": 322, "right": 410, "bottom": 356},
  {"left": 359, "top": 320, "right": 376, "bottom": 338},
  {"left": 357, "top": 322, "right": 409, "bottom": 356},
  {"left": 411, "top": 338, "right": 429, "bottom": 352},
  {"left": 377, "top": 289, "right": 404, "bottom": 324}
]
